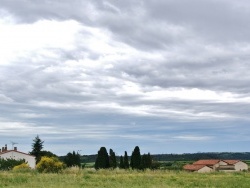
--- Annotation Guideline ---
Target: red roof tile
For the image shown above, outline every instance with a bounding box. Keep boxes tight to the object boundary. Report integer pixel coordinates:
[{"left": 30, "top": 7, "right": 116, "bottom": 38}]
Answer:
[
  {"left": 223, "top": 160, "right": 240, "bottom": 165},
  {"left": 193, "top": 160, "right": 220, "bottom": 165},
  {"left": 183, "top": 164, "right": 208, "bottom": 171}
]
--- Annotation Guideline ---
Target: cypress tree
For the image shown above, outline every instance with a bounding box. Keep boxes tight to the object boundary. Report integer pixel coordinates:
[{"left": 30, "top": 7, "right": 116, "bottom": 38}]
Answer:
[
  {"left": 109, "top": 149, "right": 117, "bottom": 169},
  {"left": 124, "top": 151, "right": 129, "bottom": 169},
  {"left": 130, "top": 146, "right": 141, "bottom": 169},
  {"left": 146, "top": 152, "right": 152, "bottom": 169},
  {"left": 141, "top": 154, "right": 147, "bottom": 170},
  {"left": 64, "top": 151, "right": 81, "bottom": 167},
  {"left": 95, "top": 147, "right": 109, "bottom": 169},
  {"left": 119, "top": 156, "right": 124, "bottom": 169}
]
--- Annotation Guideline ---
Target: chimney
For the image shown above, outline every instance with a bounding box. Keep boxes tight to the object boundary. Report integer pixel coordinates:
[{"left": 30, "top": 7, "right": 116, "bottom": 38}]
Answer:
[
  {"left": 5, "top": 144, "right": 7, "bottom": 151},
  {"left": 14, "top": 147, "right": 17, "bottom": 151}
]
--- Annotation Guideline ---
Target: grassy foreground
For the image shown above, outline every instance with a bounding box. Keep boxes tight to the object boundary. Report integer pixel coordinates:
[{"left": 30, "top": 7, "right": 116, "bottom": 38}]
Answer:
[{"left": 1, "top": 168, "right": 250, "bottom": 188}]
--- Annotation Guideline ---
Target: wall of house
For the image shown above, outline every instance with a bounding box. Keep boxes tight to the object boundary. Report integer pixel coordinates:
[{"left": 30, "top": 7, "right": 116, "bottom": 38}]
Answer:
[
  {"left": 234, "top": 161, "right": 248, "bottom": 171},
  {"left": 198, "top": 166, "right": 213, "bottom": 173},
  {"left": 212, "top": 161, "right": 227, "bottom": 170},
  {"left": 0, "top": 151, "right": 36, "bottom": 169}
]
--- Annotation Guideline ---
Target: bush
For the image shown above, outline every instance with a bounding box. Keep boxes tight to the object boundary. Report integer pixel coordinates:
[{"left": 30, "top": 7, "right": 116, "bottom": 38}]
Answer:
[
  {"left": 36, "top": 156, "right": 65, "bottom": 173},
  {"left": 0, "top": 158, "right": 25, "bottom": 171},
  {"left": 13, "top": 163, "right": 31, "bottom": 172}
]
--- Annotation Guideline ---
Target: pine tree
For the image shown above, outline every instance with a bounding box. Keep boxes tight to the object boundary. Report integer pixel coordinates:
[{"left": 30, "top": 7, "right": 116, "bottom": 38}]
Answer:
[
  {"left": 130, "top": 146, "right": 141, "bottom": 169},
  {"left": 95, "top": 147, "right": 109, "bottom": 169},
  {"left": 30, "top": 135, "right": 44, "bottom": 163},
  {"left": 124, "top": 151, "right": 129, "bottom": 169},
  {"left": 109, "top": 149, "right": 117, "bottom": 169},
  {"left": 119, "top": 156, "right": 124, "bottom": 169}
]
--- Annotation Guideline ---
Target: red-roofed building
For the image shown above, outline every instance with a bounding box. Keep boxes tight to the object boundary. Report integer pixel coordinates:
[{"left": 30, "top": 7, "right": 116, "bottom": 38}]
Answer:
[
  {"left": 0, "top": 144, "right": 36, "bottom": 169},
  {"left": 222, "top": 160, "right": 248, "bottom": 171},
  {"left": 184, "top": 159, "right": 248, "bottom": 172},
  {"left": 193, "top": 159, "right": 227, "bottom": 170},
  {"left": 183, "top": 164, "right": 213, "bottom": 173}
]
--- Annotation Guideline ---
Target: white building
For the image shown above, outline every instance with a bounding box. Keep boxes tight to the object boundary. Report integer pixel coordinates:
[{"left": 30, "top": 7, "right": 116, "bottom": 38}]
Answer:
[{"left": 0, "top": 145, "right": 36, "bottom": 169}]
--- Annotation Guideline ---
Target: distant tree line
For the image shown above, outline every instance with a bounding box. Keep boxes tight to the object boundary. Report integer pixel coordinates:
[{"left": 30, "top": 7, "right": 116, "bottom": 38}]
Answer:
[{"left": 152, "top": 152, "right": 250, "bottom": 161}]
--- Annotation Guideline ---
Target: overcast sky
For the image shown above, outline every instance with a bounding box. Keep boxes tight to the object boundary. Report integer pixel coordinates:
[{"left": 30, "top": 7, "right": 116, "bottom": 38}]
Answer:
[{"left": 1, "top": 0, "right": 250, "bottom": 156}]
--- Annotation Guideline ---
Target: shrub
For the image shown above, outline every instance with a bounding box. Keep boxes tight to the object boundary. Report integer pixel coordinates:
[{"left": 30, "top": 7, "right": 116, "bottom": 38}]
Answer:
[
  {"left": 0, "top": 158, "right": 25, "bottom": 171},
  {"left": 36, "top": 156, "right": 65, "bottom": 173},
  {"left": 13, "top": 163, "right": 30, "bottom": 171}
]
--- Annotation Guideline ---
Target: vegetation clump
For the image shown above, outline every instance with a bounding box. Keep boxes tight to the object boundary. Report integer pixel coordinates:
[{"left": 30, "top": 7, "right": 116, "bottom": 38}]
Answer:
[
  {"left": 63, "top": 151, "right": 81, "bottom": 167},
  {"left": 0, "top": 158, "right": 25, "bottom": 171},
  {"left": 13, "top": 163, "right": 30, "bottom": 171},
  {"left": 36, "top": 156, "right": 65, "bottom": 173}
]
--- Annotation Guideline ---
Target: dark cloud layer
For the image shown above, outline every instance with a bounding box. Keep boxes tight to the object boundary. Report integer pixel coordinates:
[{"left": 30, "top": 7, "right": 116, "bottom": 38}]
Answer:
[{"left": 0, "top": 0, "right": 250, "bottom": 155}]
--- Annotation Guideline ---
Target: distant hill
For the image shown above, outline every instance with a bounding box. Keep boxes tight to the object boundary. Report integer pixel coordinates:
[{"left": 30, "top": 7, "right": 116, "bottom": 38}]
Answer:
[{"left": 61, "top": 152, "right": 250, "bottom": 164}]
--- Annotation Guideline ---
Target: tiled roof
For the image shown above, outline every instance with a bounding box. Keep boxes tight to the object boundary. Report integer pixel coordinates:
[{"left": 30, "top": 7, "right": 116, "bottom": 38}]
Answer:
[
  {"left": 193, "top": 159, "right": 220, "bottom": 165},
  {"left": 223, "top": 160, "right": 240, "bottom": 165},
  {"left": 183, "top": 164, "right": 208, "bottom": 171}
]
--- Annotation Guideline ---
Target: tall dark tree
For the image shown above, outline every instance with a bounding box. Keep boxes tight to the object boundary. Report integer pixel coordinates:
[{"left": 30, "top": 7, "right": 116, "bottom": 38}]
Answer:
[
  {"left": 95, "top": 147, "right": 109, "bottom": 169},
  {"left": 146, "top": 153, "right": 152, "bottom": 169},
  {"left": 140, "top": 152, "right": 153, "bottom": 170},
  {"left": 130, "top": 146, "right": 141, "bottom": 169},
  {"left": 30, "top": 135, "right": 44, "bottom": 163},
  {"left": 124, "top": 151, "right": 129, "bottom": 169},
  {"left": 109, "top": 149, "right": 117, "bottom": 169},
  {"left": 119, "top": 156, "right": 124, "bottom": 169},
  {"left": 64, "top": 151, "right": 81, "bottom": 167},
  {"left": 141, "top": 154, "right": 147, "bottom": 170}
]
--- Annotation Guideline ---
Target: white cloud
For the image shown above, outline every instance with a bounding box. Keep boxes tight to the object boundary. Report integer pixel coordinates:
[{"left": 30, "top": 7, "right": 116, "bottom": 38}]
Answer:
[
  {"left": 0, "top": 16, "right": 81, "bottom": 65},
  {"left": 173, "top": 135, "right": 213, "bottom": 141}
]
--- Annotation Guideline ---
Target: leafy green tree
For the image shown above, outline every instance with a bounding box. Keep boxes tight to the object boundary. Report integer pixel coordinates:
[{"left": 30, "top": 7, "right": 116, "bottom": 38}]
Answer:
[
  {"left": 119, "top": 156, "right": 124, "bottom": 169},
  {"left": 64, "top": 151, "right": 81, "bottom": 167},
  {"left": 130, "top": 146, "right": 141, "bottom": 169},
  {"left": 95, "top": 147, "right": 109, "bottom": 169},
  {"left": 109, "top": 149, "right": 117, "bottom": 169},
  {"left": 30, "top": 135, "right": 44, "bottom": 163},
  {"left": 124, "top": 151, "right": 129, "bottom": 169}
]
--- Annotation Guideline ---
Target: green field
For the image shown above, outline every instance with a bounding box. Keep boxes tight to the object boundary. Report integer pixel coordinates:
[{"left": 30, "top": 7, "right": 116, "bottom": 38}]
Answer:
[{"left": 1, "top": 168, "right": 250, "bottom": 188}]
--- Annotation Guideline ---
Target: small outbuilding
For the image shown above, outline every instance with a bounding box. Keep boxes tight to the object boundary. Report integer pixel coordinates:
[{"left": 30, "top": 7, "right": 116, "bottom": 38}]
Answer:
[
  {"left": 183, "top": 164, "right": 213, "bottom": 173},
  {"left": 223, "top": 160, "right": 248, "bottom": 171},
  {"left": 0, "top": 145, "right": 36, "bottom": 169}
]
